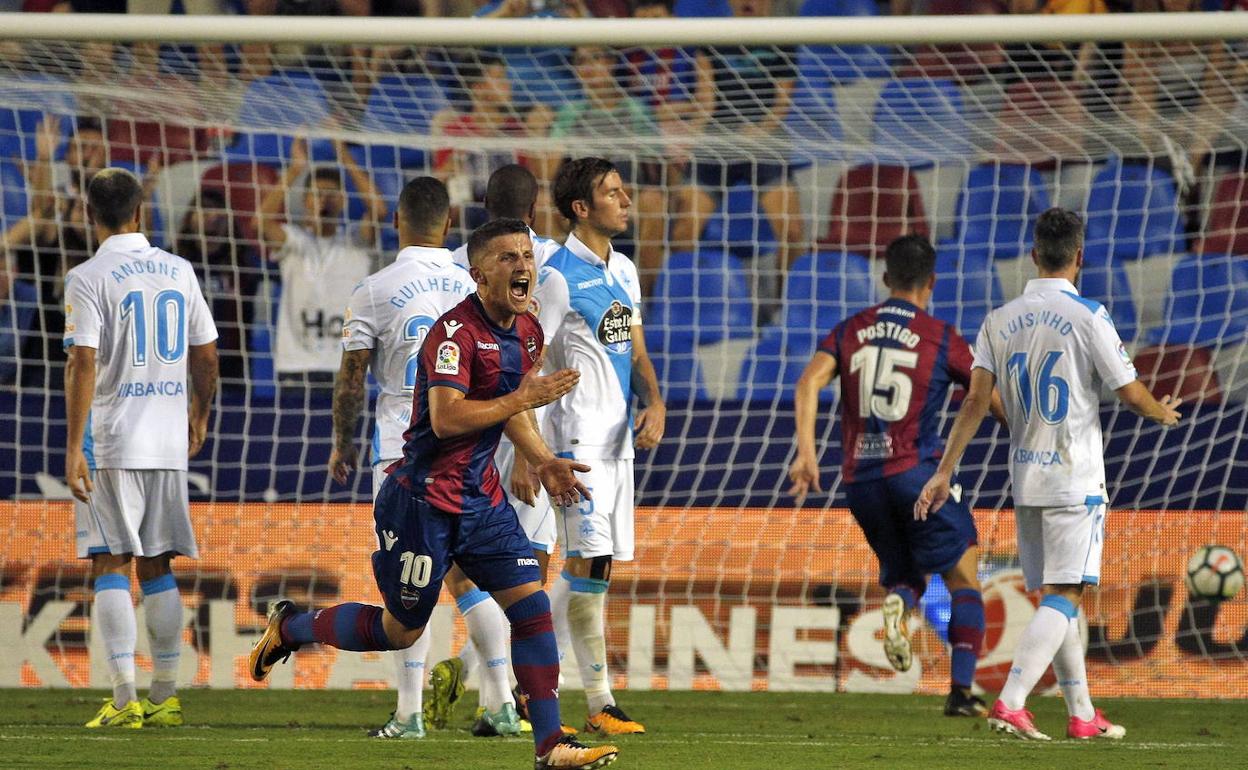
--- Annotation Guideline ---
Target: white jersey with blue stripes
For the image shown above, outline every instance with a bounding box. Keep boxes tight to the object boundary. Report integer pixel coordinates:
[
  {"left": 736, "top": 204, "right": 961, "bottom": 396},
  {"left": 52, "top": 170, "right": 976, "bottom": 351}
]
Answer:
[
  {"left": 534, "top": 232, "right": 642, "bottom": 461},
  {"left": 450, "top": 226, "right": 563, "bottom": 271},
  {"left": 63, "top": 233, "right": 218, "bottom": 470},
  {"left": 972, "top": 277, "right": 1138, "bottom": 508},
  {"left": 342, "top": 246, "right": 475, "bottom": 464}
]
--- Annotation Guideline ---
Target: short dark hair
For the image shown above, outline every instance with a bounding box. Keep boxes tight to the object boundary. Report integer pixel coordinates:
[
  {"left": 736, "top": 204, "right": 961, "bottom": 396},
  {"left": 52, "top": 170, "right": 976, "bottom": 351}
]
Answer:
[
  {"left": 884, "top": 234, "right": 936, "bottom": 291},
  {"left": 87, "top": 167, "right": 143, "bottom": 230},
  {"left": 633, "top": 0, "right": 673, "bottom": 11},
  {"left": 466, "top": 217, "right": 530, "bottom": 266},
  {"left": 308, "top": 166, "right": 344, "bottom": 190},
  {"left": 485, "top": 164, "right": 539, "bottom": 221},
  {"left": 553, "top": 157, "right": 617, "bottom": 224},
  {"left": 397, "top": 176, "right": 450, "bottom": 234},
  {"left": 1033, "top": 208, "right": 1084, "bottom": 272}
]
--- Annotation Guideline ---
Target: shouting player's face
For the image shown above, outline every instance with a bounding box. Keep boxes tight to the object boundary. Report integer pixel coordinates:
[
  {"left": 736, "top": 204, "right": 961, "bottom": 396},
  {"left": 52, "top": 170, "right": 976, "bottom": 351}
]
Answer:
[
  {"left": 473, "top": 231, "right": 536, "bottom": 322},
  {"left": 583, "top": 170, "right": 631, "bottom": 238}
]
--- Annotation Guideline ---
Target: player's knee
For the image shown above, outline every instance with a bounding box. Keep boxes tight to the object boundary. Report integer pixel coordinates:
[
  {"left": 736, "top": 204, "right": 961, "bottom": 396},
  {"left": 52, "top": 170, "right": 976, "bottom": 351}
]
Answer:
[
  {"left": 1042, "top": 583, "right": 1085, "bottom": 607},
  {"left": 589, "top": 555, "right": 612, "bottom": 583},
  {"left": 90, "top": 553, "right": 132, "bottom": 579},
  {"left": 134, "top": 553, "right": 173, "bottom": 583},
  {"left": 444, "top": 569, "right": 476, "bottom": 598},
  {"left": 381, "top": 612, "right": 425, "bottom": 650}
]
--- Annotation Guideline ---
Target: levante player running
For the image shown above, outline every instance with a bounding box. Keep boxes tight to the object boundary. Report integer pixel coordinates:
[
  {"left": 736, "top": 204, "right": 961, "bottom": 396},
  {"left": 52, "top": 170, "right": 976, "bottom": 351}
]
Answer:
[
  {"left": 787, "top": 235, "right": 1004, "bottom": 717},
  {"left": 251, "top": 218, "right": 619, "bottom": 769}
]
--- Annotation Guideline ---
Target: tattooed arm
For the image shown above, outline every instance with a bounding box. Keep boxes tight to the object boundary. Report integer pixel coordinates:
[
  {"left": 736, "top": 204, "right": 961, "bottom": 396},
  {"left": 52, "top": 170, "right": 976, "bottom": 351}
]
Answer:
[{"left": 330, "top": 348, "right": 370, "bottom": 485}]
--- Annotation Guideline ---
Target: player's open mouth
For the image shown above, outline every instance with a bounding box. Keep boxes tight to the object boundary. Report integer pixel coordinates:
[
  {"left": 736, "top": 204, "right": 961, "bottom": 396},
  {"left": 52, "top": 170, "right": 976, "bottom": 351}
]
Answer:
[{"left": 509, "top": 276, "right": 530, "bottom": 300}]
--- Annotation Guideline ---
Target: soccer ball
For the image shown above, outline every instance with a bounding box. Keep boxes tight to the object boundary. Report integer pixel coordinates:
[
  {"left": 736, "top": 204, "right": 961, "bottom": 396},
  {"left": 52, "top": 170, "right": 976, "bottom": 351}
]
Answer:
[{"left": 1185, "top": 545, "right": 1245, "bottom": 601}]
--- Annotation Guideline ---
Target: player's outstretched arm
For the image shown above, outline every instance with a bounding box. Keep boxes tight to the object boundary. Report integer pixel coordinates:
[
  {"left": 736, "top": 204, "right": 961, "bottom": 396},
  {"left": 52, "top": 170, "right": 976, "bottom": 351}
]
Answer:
[
  {"left": 64, "top": 344, "right": 96, "bottom": 503},
  {"left": 630, "top": 324, "right": 666, "bottom": 450},
  {"left": 503, "top": 411, "right": 591, "bottom": 508},
  {"left": 1115, "top": 380, "right": 1183, "bottom": 426},
  {"left": 336, "top": 139, "right": 385, "bottom": 246},
  {"left": 915, "top": 366, "right": 997, "bottom": 521},
  {"left": 788, "top": 351, "right": 837, "bottom": 506},
  {"left": 329, "top": 348, "right": 369, "bottom": 484},
  {"left": 187, "top": 342, "right": 219, "bottom": 459},
  {"left": 253, "top": 137, "right": 307, "bottom": 255},
  {"left": 427, "top": 364, "right": 579, "bottom": 440},
  {"left": 506, "top": 410, "right": 543, "bottom": 506}
]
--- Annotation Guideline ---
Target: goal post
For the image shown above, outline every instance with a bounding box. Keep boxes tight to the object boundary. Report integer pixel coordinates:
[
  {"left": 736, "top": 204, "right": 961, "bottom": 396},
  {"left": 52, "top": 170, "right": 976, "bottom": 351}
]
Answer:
[{"left": 0, "top": 13, "right": 1245, "bottom": 697}]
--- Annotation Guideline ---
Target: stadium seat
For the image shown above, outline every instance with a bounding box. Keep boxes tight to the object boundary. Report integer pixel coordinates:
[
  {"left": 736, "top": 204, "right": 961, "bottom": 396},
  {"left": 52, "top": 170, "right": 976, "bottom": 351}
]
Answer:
[
  {"left": 872, "top": 78, "right": 975, "bottom": 164},
  {"left": 736, "top": 328, "right": 814, "bottom": 403},
  {"left": 1148, "top": 252, "right": 1248, "bottom": 346},
  {"left": 820, "top": 164, "right": 929, "bottom": 259},
  {"left": 225, "top": 70, "right": 333, "bottom": 166},
  {"left": 674, "top": 0, "right": 733, "bottom": 17},
  {"left": 793, "top": 0, "right": 891, "bottom": 85},
  {"left": 894, "top": 0, "right": 1006, "bottom": 82},
  {"left": 362, "top": 75, "right": 447, "bottom": 170},
  {"left": 648, "top": 250, "right": 755, "bottom": 346},
  {"left": 1084, "top": 158, "right": 1185, "bottom": 261},
  {"left": 506, "top": 51, "right": 577, "bottom": 108},
  {"left": 1, "top": 159, "right": 27, "bottom": 229},
  {"left": 1078, "top": 247, "right": 1138, "bottom": 342},
  {"left": 1132, "top": 344, "right": 1222, "bottom": 405},
  {"left": 106, "top": 118, "right": 201, "bottom": 167},
  {"left": 700, "top": 184, "right": 778, "bottom": 261},
  {"left": 781, "top": 250, "right": 876, "bottom": 333},
  {"left": 786, "top": 57, "right": 845, "bottom": 148},
  {"left": 955, "top": 163, "right": 1052, "bottom": 259},
  {"left": 0, "top": 75, "right": 76, "bottom": 162},
  {"left": 1197, "top": 171, "right": 1248, "bottom": 256},
  {"left": 931, "top": 240, "right": 1003, "bottom": 340},
  {"left": 646, "top": 329, "right": 710, "bottom": 402}
]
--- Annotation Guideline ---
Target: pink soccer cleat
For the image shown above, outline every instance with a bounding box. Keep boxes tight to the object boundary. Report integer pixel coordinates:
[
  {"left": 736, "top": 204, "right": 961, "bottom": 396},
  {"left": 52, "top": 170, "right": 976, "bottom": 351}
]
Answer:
[
  {"left": 1067, "top": 709, "right": 1126, "bottom": 740},
  {"left": 987, "top": 700, "right": 1051, "bottom": 741}
]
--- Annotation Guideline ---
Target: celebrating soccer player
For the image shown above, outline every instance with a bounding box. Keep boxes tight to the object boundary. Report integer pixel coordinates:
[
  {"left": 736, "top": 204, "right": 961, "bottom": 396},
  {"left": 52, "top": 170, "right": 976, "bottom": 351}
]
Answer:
[
  {"left": 420, "top": 164, "right": 571, "bottom": 738},
  {"left": 63, "top": 168, "right": 219, "bottom": 728},
  {"left": 534, "top": 157, "right": 665, "bottom": 736},
  {"left": 787, "top": 234, "right": 1003, "bottom": 718},
  {"left": 252, "top": 218, "right": 619, "bottom": 769},
  {"left": 916, "top": 208, "right": 1183, "bottom": 741},
  {"left": 328, "top": 176, "right": 472, "bottom": 739}
]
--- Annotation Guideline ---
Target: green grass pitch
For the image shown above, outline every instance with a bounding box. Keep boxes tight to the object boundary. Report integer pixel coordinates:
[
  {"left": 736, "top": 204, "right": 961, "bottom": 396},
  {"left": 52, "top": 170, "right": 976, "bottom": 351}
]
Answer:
[{"left": 0, "top": 689, "right": 1240, "bottom": 769}]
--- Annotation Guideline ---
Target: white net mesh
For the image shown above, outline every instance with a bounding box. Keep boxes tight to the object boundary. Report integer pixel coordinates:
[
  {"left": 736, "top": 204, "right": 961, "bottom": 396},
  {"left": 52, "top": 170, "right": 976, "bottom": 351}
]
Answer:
[{"left": 1, "top": 22, "right": 1246, "bottom": 696}]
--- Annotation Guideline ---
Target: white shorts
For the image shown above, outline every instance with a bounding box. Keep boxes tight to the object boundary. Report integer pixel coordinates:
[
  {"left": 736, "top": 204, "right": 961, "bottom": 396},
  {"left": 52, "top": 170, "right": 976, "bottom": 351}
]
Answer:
[
  {"left": 75, "top": 469, "right": 197, "bottom": 559},
  {"left": 1015, "top": 499, "right": 1107, "bottom": 591},
  {"left": 373, "top": 460, "right": 395, "bottom": 502},
  {"left": 555, "top": 455, "right": 634, "bottom": 562},
  {"left": 495, "top": 442, "right": 557, "bottom": 553}
]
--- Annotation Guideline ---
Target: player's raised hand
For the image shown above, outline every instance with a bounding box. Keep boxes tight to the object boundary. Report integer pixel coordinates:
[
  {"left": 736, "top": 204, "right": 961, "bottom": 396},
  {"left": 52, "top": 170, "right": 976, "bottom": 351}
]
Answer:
[
  {"left": 509, "top": 454, "right": 541, "bottom": 507},
  {"left": 786, "top": 453, "right": 822, "bottom": 506},
  {"left": 914, "top": 471, "right": 951, "bottom": 521},
  {"left": 65, "top": 447, "right": 93, "bottom": 503},
  {"left": 537, "top": 457, "right": 592, "bottom": 509},
  {"left": 1158, "top": 394, "right": 1183, "bottom": 426},
  {"left": 289, "top": 137, "right": 309, "bottom": 169},
  {"left": 329, "top": 443, "right": 358, "bottom": 486},
  {"left": 34, "top": 115, "right": 61, "bottom": 162},
  {"left": 634, "top": 402, "right": 666, "bottom": 450},
  {"left": 516, "top": 364, "right": 580, "bottom": 410}
]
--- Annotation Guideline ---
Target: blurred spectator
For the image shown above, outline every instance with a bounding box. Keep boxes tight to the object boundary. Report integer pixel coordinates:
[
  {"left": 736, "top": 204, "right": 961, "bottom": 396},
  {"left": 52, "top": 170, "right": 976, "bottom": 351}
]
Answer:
[
  {"left": 627, "top": 0, "right": 715, "bottom": 127},
  {"left": 432, "top": 53, "right": 552, "bottom": 226},
  {"left": 175, "top": 188, "right": 257, "bottom": 385},
  {"left": 253, "top": 138, "right": 384, "bottom": 389},
  {"left": 0, "top": 252, "right": 38, "bottom": 387},
  {"left": 475, "top": 0, "right": 590, "bottom": 106},
  {"left": 694, "top": 0, "right": 805, "bottom": 273}
]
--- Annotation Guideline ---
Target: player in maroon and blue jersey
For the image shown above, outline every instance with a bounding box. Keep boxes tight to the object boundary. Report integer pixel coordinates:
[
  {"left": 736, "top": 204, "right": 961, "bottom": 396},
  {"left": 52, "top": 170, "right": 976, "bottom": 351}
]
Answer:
[
  {"left": 249, "top": 218, "right": 620, "bottom": 770},
  {"left": 787, "top": 235, "right": 1003, "bottom": 719}
]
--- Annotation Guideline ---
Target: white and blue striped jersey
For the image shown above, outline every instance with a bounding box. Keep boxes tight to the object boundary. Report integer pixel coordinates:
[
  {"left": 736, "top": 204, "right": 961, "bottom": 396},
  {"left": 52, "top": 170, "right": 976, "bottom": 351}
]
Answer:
[
  {"left": 63, "top": 233, "right": 218, "bottom": 470},
  {"left": 342, "top": 246, "right": 475, "bottom": 464},
  {"left": 534, "top": 232, "right": 643, "bottom": 460},
  {"left": 972, "top": 277, "right": 1138, "bottom": 508},
  {"left": 450, "top": 226, "right": 563, "bottom": 270}
]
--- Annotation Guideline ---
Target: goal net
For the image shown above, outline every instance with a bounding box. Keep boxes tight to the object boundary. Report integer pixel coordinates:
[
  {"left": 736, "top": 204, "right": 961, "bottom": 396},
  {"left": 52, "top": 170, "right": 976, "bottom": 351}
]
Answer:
[{"left": 1, "top": 12, "right": 1245, "bottom": 698}]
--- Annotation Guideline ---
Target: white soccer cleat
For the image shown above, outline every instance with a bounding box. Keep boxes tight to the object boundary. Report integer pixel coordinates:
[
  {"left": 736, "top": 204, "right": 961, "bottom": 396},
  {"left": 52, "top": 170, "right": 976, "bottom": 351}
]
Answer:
[{"left": 881, "top": 592, "right": 912, "bottom": 672}]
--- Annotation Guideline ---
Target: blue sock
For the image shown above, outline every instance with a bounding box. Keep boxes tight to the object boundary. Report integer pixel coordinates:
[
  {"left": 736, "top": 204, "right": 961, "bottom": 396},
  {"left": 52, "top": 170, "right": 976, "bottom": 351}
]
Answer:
[
  {"left": 505, "top": 591, "right": 562, "bottom": 757},
  {"left": 280, "top": 602, "right": 393, "bottom": 651},
  {"left": 948, "top": 589, "right": 985, "bottom": 690}
]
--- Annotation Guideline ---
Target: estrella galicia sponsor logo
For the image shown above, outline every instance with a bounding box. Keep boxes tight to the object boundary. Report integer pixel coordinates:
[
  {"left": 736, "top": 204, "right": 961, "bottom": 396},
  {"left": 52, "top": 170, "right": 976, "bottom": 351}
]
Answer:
[{"left": 597, "top": 300, "right": 632, "bottom": 353}]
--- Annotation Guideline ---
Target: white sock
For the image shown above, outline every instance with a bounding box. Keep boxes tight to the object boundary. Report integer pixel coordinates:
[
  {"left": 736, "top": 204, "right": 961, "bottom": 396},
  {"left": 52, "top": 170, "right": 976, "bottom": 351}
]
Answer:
[
  {"left": 140, "top": 575, "right": 183, "bottom": 704},
  {"left": 567, "top": 576, "right": 613, "bottom": 714},
  {"left": 999, "top": 602, "right": 1074, "bottom": 711},
  {"left": 549, "top": 572, "right": 574, "bottom": 668},
  {"left": 93, "top": 577, "right": 137, "bottom": 708},
  {"left": 458, "top": 636, "right": 479, "bottom": 681},
  {"left": 463, "top": 597, "right": 513, "bottom": 713},
  {"left": 393, "top": 630, "right": 431, "bottom": 722},
  {"left": 1052, "top": 617, "right": 1095, "bottom": 721}
]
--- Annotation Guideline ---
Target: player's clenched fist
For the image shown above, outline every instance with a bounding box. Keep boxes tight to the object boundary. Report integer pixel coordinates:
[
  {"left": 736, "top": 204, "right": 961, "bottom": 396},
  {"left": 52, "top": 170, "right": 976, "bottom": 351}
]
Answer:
[
  {"left": 537, "top": 457, "right": 593, "bottom": 508},
  {"left": 516, "top": 365, "right": 580, "bottom": 409}
]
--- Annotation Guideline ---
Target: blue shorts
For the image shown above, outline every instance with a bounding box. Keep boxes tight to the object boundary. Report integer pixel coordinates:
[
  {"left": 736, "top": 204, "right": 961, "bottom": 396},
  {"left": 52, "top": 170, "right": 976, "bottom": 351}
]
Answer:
[
  {"left": 845, "top": 461, "right": 978, "bottom": 595},
  {"left": 372, "top": 476, "right": 541, "bottom": 630}
]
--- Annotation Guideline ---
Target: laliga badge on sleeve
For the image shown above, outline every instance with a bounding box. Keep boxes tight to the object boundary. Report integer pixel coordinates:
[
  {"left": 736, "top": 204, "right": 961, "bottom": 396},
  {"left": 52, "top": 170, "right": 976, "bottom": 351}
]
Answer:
[{"left": 435, "top": 341, "right": 460, "bottom": 375}]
